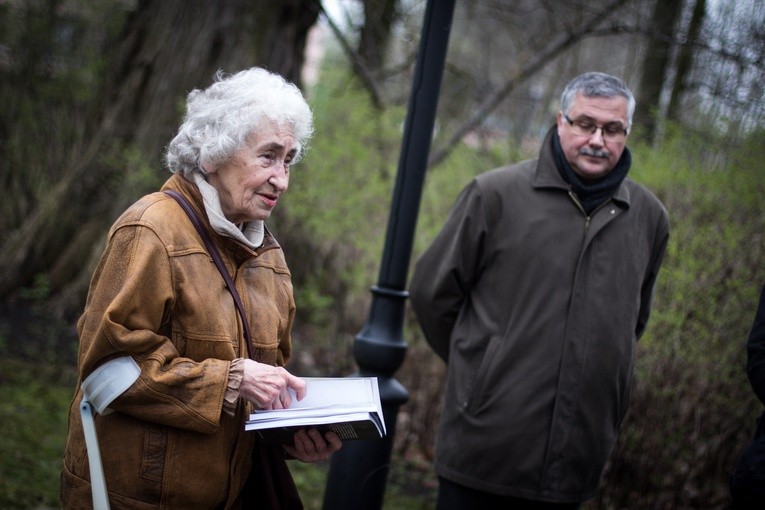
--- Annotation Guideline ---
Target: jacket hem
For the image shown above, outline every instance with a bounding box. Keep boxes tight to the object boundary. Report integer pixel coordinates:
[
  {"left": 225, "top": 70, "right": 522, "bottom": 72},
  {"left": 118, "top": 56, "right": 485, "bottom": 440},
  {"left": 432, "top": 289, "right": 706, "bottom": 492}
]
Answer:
[{"left": 433, "top": 462, "right": 595, "bottom": 504}]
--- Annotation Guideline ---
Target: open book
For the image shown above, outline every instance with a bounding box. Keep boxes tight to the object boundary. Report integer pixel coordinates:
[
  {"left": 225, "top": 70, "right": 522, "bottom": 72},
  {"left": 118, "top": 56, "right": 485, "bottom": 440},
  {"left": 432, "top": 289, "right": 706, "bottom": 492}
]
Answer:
[{"left": 245, "top": 377, "right": 386, "bottom": 444}]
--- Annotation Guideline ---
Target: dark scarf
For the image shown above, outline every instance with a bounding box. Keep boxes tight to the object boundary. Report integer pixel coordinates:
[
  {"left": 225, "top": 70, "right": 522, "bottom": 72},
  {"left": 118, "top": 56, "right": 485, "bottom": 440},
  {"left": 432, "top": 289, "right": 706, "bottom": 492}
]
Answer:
[{"left": 551, "top": 129, "right": 631, "bottom": 215}]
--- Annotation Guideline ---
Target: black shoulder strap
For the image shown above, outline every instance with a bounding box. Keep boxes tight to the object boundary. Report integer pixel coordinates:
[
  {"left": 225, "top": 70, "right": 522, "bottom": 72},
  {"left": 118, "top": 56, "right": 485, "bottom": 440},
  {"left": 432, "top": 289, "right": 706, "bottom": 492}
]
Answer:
[{"left": 163, "top": 190, "right": 255, "bottom": 359}]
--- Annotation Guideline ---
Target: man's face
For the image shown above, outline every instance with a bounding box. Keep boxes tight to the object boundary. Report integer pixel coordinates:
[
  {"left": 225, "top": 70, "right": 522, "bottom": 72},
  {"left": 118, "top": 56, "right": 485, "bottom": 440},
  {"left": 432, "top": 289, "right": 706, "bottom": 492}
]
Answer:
[
  {"left": 205, "top": 121, "right": 298, "bottom": 224},
  {"left": 556, "top": 93, "right": 629, "bottom": 180}
]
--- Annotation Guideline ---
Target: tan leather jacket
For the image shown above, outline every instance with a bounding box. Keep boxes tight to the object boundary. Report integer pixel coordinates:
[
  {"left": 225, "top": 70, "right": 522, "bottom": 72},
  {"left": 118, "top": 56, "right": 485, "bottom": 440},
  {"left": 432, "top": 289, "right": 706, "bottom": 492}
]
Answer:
[{"left": 61, "top": 174, "right": 296, "bottom": 509}]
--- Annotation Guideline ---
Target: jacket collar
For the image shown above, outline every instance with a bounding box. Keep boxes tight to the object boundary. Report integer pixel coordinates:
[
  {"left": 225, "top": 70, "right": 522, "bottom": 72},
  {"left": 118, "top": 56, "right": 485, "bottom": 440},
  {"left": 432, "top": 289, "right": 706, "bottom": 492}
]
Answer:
[
  {"left": 161, "top": 173, "right": 281, "bottom": 254},
  {"left": 191, "top": 171, "right": 265, "bottom": 249}
]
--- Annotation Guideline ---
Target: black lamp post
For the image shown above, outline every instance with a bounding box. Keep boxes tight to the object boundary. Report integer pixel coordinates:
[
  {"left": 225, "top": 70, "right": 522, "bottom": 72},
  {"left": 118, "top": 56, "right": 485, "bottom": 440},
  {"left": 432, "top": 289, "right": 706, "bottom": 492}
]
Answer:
[{"left": 322, "top": 0, "right": 456, "bottom": 508}]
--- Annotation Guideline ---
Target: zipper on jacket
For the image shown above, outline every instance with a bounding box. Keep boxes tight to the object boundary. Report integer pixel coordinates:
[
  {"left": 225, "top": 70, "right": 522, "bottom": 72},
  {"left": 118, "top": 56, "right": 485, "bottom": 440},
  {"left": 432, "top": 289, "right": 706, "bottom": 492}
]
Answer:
[
  {"left": 568, "top": 189, "right": 613, "bottom": 231},
  {"left": 567, "top": 190, "right": 590, "bottom": 231}
]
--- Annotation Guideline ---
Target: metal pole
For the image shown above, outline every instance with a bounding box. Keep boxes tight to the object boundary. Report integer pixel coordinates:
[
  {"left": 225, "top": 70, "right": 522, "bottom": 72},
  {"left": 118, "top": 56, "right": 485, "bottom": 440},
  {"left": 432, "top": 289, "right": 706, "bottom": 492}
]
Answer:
[{"left": 323, "top": 0, "right": 456, "bottom": 508}]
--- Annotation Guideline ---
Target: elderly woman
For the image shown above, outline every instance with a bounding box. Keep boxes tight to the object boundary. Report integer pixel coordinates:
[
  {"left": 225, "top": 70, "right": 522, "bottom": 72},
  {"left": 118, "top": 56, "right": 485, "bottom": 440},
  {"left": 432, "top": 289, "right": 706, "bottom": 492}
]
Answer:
[{"left": 60, "top": 68, "right": 341, "bottom": 509}]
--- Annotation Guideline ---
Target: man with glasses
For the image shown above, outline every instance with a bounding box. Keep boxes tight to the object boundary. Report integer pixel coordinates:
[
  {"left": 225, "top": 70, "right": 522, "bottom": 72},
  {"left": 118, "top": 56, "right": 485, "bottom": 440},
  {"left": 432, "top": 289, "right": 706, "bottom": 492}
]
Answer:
[{"left": 409, "top": 72, "right": 669, "bottom": 509}]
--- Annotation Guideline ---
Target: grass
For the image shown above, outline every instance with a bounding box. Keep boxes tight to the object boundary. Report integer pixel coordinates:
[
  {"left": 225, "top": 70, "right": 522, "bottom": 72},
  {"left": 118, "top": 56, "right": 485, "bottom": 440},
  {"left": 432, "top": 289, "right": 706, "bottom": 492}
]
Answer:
[
  {"left": 289, "top": 459, "right": 437, "bottom": 510},
  {"left": 0, "top": 360, "right": 77, "bottom": 509},
  {"left": 0, "top": 358, "right": 436, "bottom": 509}
]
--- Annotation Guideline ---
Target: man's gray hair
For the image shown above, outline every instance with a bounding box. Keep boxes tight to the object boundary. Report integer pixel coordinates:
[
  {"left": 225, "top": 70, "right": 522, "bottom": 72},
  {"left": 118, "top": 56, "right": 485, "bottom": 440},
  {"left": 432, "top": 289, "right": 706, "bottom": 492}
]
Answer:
[
  {"left": 560, "top": 72, "right": 636, "bottom": 128},
  {"left": 165, "top": 67, "right": 313, "bottom": 178}
]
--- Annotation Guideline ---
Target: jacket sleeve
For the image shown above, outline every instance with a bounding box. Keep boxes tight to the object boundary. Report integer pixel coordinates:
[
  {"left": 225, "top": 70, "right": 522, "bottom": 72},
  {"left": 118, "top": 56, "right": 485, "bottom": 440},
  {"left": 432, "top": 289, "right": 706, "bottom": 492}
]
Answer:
[
  {"left": 635, "top": 207, "right": 670, "bottom": 340},
  {"left": 78, "top": 222, "right": 230, "bottom": 435},
  {"left": 747, "top": 284, "right": 765, "bottom": 405},
  {"left": 409, "top": 180, "right": 487, "bottom": 362}
]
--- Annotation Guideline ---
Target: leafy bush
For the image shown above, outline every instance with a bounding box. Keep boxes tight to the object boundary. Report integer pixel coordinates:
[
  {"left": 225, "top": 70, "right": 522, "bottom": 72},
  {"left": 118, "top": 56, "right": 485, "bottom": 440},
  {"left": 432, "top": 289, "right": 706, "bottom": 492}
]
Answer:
[
  {"left": 590, "top": 126, "right": 765, "bottom": 508},
  {"left": 0, "top": 361, "right": 76, "bottom": 509}
]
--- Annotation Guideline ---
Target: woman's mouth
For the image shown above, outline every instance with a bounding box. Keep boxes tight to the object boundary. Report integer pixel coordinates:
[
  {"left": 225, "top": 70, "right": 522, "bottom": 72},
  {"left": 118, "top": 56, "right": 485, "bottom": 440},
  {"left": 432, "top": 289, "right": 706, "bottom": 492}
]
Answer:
[{"left": 259, "top": 193, "right": 278, "bottom": 207}]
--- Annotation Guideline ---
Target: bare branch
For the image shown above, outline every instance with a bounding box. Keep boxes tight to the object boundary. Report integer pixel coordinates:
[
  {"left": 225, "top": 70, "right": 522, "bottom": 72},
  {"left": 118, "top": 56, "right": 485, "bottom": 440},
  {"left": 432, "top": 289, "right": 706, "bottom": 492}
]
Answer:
[
  {"left": 426, "top": 0, "right": 632, "bottom": 169},
  {"left": 586, "top": 25, "right": 764, "bottom": 69},
  {"left": 319, "top": 6, "right": 385, "bottom": 109}
]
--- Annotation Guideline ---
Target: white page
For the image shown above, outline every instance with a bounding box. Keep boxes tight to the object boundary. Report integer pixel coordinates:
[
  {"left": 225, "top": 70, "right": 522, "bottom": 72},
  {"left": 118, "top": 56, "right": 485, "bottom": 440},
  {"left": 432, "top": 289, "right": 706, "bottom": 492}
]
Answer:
[
  {"left": 245, "top": 376, "right": 386, "bottom": 437},
  {"left": 250, "top": 377, "right": 376, "bottom": 416},
  {"left": 292, "top": 377, "right": 374, "bottom": 408}
]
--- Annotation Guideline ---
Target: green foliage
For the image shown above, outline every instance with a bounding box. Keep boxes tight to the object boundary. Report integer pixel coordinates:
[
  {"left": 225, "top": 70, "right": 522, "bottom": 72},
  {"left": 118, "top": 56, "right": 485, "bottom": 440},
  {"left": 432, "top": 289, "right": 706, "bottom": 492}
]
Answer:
[
  {"left": 292, "top": 69, "right": 404, "bottom": 279},
  {"left": 0, "top": 361, "right": 76, "bottom": 509},
  {"left": 275, "top": 70, "right": 408, "bottom": 371},
  {"left": 17, "top": 274, "right": 52, "bottom": 303},
  {"left": 631, "top": 125, "right": 764, "bottom": 362},
  {"left": 121, "top": 143, "right": 167, "bottom": 196},
  {"left": 590, "top": 125, "right": 765, "bottom": 507},
  {"left": 287, "top": 461, "right": 330, "bottom": 509},
  {"left": 280, "top": 69, "right": 519, "bottom": 375}
]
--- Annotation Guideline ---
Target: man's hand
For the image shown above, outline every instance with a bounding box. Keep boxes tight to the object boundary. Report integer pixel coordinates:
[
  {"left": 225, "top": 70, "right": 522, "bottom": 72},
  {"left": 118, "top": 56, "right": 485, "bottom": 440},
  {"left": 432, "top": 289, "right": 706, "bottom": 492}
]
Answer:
[
  {"left": 284, "top": 428, "right": 343, "bottom": 463},
  {"left": 239, "top": 359, "right": 307, "bottom": 409}
]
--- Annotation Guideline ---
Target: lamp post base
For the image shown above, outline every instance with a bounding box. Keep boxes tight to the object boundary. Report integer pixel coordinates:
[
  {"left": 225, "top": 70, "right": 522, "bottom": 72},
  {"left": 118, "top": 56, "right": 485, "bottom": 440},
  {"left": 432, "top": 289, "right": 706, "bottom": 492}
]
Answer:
[{"left": 323, "top": 376, "right": 408, "bottom": 509}]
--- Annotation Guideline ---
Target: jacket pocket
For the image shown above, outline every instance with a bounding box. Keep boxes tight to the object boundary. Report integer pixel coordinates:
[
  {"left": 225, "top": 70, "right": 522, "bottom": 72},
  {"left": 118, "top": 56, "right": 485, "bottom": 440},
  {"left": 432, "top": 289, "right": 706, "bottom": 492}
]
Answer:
[
  {"left": 174, "top": 328, "right": 238, "bottom": 362},
  {"left": 463, "top": 335, "right": 502, "bottom": 416},
  {"left": 140, "top": 422, "right": 168, "bottom": 482}
]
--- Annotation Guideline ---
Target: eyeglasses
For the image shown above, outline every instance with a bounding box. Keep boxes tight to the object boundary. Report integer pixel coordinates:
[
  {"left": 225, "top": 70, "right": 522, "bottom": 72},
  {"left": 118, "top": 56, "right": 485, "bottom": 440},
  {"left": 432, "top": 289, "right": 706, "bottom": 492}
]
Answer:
[{"left": 564, "top": 114, "right": 628, "bottom": 141}]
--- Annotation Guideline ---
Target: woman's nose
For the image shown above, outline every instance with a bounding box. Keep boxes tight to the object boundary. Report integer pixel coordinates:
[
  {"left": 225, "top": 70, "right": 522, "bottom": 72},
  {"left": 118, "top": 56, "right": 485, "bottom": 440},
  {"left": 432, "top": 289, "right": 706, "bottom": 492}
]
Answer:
[{"left": 269, "top": 163, "right": 289, "bottom": 190}]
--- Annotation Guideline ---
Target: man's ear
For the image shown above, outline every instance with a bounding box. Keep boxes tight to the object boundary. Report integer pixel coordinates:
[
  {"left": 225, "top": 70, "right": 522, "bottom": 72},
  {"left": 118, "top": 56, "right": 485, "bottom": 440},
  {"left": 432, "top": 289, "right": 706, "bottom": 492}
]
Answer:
[{"left": 556, "top": 111, "right": 565, "bottom": 133}]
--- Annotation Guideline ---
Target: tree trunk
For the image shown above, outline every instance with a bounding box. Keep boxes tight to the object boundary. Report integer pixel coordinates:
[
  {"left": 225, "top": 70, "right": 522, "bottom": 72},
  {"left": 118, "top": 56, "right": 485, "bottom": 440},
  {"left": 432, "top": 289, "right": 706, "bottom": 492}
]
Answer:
[
  {"left": 358, "top": 0, "right": 398, "bottom": 74},
  {"left": 0, "top": 0, "right": 320, "bottom": 317},
  {"left": 667, "top": 0, "right": 707, "bottom": 123},
  {"left": 634, "top": 0, "right": 684, "bottom": 137}
]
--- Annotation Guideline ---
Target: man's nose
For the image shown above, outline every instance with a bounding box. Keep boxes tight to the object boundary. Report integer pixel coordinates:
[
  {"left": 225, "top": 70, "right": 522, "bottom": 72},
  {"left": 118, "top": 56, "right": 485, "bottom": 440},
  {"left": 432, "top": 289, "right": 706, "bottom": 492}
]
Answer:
[{"left": 588, "top": 127, "right": 606, "bottom": 145}]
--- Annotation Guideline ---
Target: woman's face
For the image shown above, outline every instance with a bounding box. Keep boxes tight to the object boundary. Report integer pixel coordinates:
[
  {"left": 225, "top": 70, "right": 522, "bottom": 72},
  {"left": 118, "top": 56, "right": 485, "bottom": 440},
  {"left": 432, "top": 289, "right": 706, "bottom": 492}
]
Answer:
[{"left": 206, "top": 122, "right": 298, "bottom": 224}]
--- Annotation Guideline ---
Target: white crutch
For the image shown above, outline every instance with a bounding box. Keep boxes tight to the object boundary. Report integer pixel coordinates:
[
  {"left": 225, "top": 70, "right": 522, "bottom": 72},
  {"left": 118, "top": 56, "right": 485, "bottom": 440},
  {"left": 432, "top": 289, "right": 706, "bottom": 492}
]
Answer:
[{"left": 79, "top": 357, "right": 141, "bottom": 510}]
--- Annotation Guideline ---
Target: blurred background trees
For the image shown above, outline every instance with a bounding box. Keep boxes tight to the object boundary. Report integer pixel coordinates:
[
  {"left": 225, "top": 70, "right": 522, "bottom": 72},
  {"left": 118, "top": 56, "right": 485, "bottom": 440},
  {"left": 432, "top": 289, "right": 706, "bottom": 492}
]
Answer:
[{"left": 1, "top": 0, "right": 763, "bottom": 508}]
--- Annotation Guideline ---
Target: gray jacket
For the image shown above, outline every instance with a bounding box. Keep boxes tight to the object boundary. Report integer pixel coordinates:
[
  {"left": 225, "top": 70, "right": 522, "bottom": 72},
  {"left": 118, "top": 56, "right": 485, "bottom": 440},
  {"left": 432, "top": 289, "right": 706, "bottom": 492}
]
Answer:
[{"left": 409, "top": 129, "right": 669, "bottom": 503}]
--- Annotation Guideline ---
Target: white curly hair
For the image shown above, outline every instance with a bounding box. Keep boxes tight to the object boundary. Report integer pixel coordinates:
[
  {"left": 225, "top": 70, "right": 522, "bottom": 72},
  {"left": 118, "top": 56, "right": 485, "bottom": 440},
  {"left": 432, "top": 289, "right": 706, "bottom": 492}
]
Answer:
[{"left": 165, "top": 67, "right": 313, "bottom": 177}]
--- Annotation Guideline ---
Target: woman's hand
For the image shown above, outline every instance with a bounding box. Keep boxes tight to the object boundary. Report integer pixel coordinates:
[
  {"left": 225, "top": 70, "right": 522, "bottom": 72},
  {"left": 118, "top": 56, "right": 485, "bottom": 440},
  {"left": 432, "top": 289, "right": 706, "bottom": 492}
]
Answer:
[
  {"left": 239, "top": 359, "right": 307, "bottom": 409},
  {"left": 284, "top": 428, "right": 343, "bottom": 463}
]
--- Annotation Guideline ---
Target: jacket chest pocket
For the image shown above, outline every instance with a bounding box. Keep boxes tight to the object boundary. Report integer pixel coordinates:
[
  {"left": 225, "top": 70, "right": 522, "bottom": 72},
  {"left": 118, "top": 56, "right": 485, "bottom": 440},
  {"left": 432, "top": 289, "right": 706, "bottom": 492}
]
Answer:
[
  {"left": 173, "top": 328, "right": 240, "bottom": 361},
  {"left": 169, "top": 251, "right": 244, "bottom": 360},
  {"left": 171, "top": 289, "right": 242, "bottom": 361}
]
